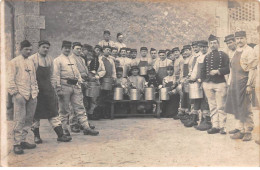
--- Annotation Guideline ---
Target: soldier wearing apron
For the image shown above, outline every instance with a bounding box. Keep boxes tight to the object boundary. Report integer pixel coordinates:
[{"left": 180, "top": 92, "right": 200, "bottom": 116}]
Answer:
[
  {"left": 177, "top": 45, "right": 192, "bottom": 123},
  {"left": 184, "top": 41, "right": 202, "bottom": 127},
  {"left": 172, "top": 47, "right": 183, "bottom": 81},
  {"left": 189, "top": 40, "right": 211, "bottom": 130},
  {"left": 116, "top": 47, "right": 132, "bottom": 77},
  {"left": 153, "top": 50, "right": 173, "bottom": 84},
  {"left": 99, "top": 46, "right": 116, "bottom": 118},
  {"left": 162, "top": 66, "right": 180, "bottom": 118},
  {"left": 225, "top": 31, "right": 258, "bottom": 141},
  {"left": 30, "top": 40, "right": 71, "bottom": 144},
  {"left": 132, "top": 47, "right": 153, "bottom": 81}
]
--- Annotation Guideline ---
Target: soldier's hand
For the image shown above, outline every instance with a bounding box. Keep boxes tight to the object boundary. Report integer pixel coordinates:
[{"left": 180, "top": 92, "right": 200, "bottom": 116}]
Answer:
[
  {"left": 246, "top": 86, "right": 253, "bottom": 95},
  {"left": 57, "top": 90, "right": 63, "bottom": 98}
]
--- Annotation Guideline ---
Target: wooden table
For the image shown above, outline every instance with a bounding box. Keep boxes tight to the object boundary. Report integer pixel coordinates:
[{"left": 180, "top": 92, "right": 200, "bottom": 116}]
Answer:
[{"left": 106, "top": 100, "right": 162, "bottom": 119}]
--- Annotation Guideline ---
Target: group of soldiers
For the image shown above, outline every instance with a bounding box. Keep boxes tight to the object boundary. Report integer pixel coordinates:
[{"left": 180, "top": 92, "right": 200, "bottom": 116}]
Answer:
[{"left": 8, "top": 29, "right": 259, "bottom": 155}]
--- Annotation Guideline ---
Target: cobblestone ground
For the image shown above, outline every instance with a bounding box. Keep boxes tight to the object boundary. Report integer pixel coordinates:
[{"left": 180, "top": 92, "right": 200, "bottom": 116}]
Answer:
[{"left": 2, "top": 110, "right": 260, "bottom": 167}]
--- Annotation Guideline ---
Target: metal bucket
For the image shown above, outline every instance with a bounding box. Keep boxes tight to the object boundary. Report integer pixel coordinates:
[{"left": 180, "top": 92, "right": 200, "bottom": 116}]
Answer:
[
  {"left": 85, "top": 82, "right": 100, "bottom": 97},
  {"left": 122, "top": 65, "right": 129, "bottom": 78},
  {"left": 189, "top": 83, "right": 203, "bottom": 99},
  {"left": 144, "top": 87, "right": 155, "bottom": 100},
  {"left": 130, "top": 89, "right": 140, "bottom": 100},
  {"left": 160, "top": 87, "right": 169, "bottom": 100},
  {"left": 114, "top": 87, "right": 124, "bottom": 100},
  {"left": 101, "top": 78, "right": 113, "bottom": 90},
  {"left": 139, "top": 66, "right": 147, "bottom": 75},
  {"left": 183, "top": 82, "right": 189, "bottom": 93}
]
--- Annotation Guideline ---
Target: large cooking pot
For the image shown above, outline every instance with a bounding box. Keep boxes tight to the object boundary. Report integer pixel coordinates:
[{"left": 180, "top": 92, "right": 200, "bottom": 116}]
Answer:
[
  {"left": 85, "top": 82, "right": 100, "bottom": 97},
  {"left": 189, "top": 82, "right": 203, "bottom": 99},
  {"left": 160, "top": 87, "right": 169, "bottom": 100},
  {"left": 101, "top": 78, "right": 113, "bottom": 90},
  {"left": 122, "top": 65, "right": 129, "bottom": 78},
  {"left": 114, "top": 87, "right": 124, "bottom": 100},
  {"left": 144, "top": 87, "right": 155, "bottom": 100},
  {"left": 130, "top": 89, "right": 141, "bottom": 100},
  {"left": 139, "top": 66, "right": 147, "bottom": 76}
]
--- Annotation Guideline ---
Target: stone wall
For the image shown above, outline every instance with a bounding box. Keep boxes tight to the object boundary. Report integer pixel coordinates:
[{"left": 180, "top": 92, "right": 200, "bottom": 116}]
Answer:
[
  {"left": 10, "top": 1, "right": 45, "bottom": 56},
  {"left": 40, "top": 0, "right": 227, "bottom": 57}
]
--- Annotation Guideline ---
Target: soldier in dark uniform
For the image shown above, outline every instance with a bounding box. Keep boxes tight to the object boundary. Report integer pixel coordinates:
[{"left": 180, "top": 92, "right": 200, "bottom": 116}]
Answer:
[{"left": 202, "top": 34, "right": 230, "bottom": 134}]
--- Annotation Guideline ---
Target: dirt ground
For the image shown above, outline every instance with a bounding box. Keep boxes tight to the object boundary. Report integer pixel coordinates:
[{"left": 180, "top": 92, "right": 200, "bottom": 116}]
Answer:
[{"left": 1, "top": 110, "right": 260, "bottom": 167}]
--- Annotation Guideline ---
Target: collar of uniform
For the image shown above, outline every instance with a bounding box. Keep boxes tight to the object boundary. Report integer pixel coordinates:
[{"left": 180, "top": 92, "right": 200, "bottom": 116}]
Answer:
[{"left": 236, "top": 44, "right": 248, "bottom": 52}]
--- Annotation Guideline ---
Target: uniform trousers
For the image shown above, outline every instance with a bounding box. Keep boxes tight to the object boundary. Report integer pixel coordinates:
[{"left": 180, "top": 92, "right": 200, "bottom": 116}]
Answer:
[
  {"left": 58, "top": 84, "right": 90, "bottom": 131},
  {"left": 13, "top": 93, "right": 37, "bottom": 145},
  {"left": 203, "top": 82, "right": 227, "bottom": 129},
  {"left": 31, "top": 116, "right": 61, "bottom": 129}
]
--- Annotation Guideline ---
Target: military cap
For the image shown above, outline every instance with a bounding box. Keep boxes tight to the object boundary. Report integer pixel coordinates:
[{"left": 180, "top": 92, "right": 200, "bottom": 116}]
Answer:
[
  {"left": 208, "top": 34, "right": 218, "bottom": 41},
  {"left": 20, "top": 40, "right": 32, "bottom": 50},
  {"left": 131, "top": 65, "right": 140, "bottom": 71},
  {"left": 172, "top": 47, "right": 180, "bottom": 52},
  {"left": 94, "top": 45, "right": 102, "bottom": 50},
  {"left": 111, "top": 47, "right": 118, "bottom": 51},
  {"left": 130, "top": 49, "right": 137, "bottom": 53},
  {"left": 62, "top": 40, "right": 72, "bottom": 48},
  {"left": 224, "top": 34, "right": 235, "bottom": 42},
  {"left": 158, "top": 50, "right": 166, "bottom": 54},
  {"left": 235, "top": 31, "right": 246, "bottom": 37},
  {"left": 116, "top": 67, "right": 123, "bottom": 73},
  {"left": 198, "top": 40, "right": 208, "bottom": 47},
  {"left": 147, "top": 68, "right": 156, "bottom": 75},
  {"left": 140, "top": 47, "right": 148, "bottom": 51},
  {"left": 104, "top": 30, "right": 110, "bottom": 35},
  {"left": 192, "top": 41, "right": 199, "bottom": 46},
  {"left": 103, "top": 46, "right": 112, "bottom": 50},
  {"left": 182, "top": 45, "right": 192, "bottom": 50},
  {"left": 126, "top": 48, "right": 131, "bottom": 51},
  {"left": 150, "top": 48, "right": 156, "bottom": 52},
  {"left": 117, "top": 33, "right": 123, "bottom": 38},
  {"left": 38, "top": 40, "right": 50, "bottom": 47},
  {"left": 72, "top": 42, "right": 82, "bottom": 49},
  {"left": 120, "top": 47, "right": 127, "bottom": 52}
]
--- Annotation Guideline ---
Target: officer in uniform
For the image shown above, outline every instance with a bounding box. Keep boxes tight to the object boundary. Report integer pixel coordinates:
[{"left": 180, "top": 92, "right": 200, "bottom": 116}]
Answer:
[{"left": 202, "top": 35, "right": 230, "bottom": 134}]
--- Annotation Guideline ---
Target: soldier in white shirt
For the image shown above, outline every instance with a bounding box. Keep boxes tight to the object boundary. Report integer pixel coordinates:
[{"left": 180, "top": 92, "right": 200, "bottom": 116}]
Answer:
[
  {"left": 52, "top": 41, "right": 99, "bottom": 137},
  {"left": 8, "top": 40, "right": 38, "bottom": 154},
  {"left": 150, "top": 48, "right": 158, "bottom": 65},
  {"left": 98, "top": 30, "right": 115, "bottom": 48},
  {"left": 114, "top": 33, "right": 126, "bottom": 51},
  {"left": 116, "top": 47, "right": 132, "bottom": 77}
]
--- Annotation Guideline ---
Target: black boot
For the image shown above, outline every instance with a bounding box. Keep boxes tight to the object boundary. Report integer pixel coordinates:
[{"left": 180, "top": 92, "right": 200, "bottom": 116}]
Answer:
[
  {"left": 54, "top": 126, "right": 72, "bottom": 142},
  {"left": 13, "top": 145, "right": 24, "bottom": 154},
  {"left": 70, "top": 124, "right": 80, "bottom": 133},
  {"left": 83, "top": 128, "right": 99, "bottom": 136},
  {"left": 184, "top": 114, "right": 198, "bottom": 127},
  {"left": 31, "top": 128, "right": 42, "bottom": 144}
]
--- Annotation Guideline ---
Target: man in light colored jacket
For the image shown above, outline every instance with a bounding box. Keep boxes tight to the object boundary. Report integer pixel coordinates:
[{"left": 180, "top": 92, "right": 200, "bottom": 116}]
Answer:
[{"left": 8, "top": 40, "right": 39, "bottom": 154}]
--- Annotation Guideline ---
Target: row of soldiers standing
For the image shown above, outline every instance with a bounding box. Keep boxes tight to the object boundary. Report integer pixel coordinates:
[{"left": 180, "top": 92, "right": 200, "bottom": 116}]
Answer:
[{"left": 7, "top": 29, "right": 259, "bottom": 155}]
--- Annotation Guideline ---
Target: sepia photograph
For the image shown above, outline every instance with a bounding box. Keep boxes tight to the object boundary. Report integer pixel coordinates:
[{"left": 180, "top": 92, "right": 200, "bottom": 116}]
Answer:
[{"left": 1, "top": 0, "right": 259, "bottom": 167}]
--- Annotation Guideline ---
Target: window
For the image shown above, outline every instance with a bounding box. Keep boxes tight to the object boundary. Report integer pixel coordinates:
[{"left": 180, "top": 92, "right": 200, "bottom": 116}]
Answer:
[{"left": 229, "top": 2, "right": 256, "bottom": 21}]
